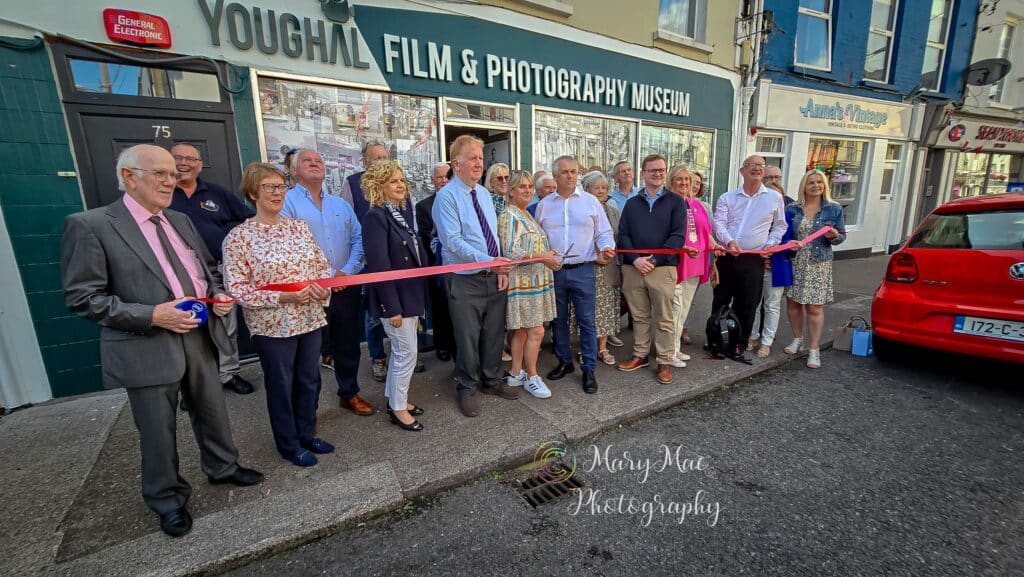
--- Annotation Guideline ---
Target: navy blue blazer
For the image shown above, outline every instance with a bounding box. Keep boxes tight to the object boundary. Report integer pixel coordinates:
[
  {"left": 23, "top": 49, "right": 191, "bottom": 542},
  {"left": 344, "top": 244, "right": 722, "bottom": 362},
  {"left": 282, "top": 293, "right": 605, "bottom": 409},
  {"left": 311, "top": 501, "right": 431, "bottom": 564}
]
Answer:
[{"left": 363, "top": 205, "right": 428, "bottom": 319}]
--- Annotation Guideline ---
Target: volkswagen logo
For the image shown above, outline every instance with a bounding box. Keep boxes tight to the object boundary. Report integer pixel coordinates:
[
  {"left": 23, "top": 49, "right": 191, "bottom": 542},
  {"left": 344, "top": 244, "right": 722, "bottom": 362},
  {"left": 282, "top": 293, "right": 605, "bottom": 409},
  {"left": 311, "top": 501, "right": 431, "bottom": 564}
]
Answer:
[{"left": 1011, "top": 262, "right": 1024, "bottom": 280}]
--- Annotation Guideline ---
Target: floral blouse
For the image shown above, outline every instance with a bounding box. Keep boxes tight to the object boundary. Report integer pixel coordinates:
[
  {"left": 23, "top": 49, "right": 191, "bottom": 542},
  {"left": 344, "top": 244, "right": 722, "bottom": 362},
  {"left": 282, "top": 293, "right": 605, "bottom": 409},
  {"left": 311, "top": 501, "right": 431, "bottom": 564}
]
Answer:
[{"left": 222, "top": 218, "right": 331, "bottom": 338}]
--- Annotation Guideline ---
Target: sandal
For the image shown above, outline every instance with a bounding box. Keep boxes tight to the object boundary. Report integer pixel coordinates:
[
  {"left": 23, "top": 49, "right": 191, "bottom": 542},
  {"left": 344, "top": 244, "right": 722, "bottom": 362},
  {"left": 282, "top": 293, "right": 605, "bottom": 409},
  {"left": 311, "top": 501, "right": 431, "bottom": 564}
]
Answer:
[
  {"left": 681, "top": 330, "right": 692, "bottom": 345},
  {"left": 746, "top": 338, "right": 758, "bottom": 351},
  {"left": 784, "top": 338, "right": 804, "bottom": 355},
  {"left": 756, "top": 344, "right": 771, "bottom": 358},
  {"left": 807, "top": 349, "right": 821, "bottom": 369},
  {"left": 599, "top": 349, "right": 616, "bottom": 366}
]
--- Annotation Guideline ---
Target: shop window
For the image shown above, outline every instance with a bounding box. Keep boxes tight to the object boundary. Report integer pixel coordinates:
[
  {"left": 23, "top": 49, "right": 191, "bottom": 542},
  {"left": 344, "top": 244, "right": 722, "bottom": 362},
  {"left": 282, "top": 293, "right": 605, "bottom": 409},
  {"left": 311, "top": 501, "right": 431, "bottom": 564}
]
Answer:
[
  {"left": 864, "top": 0, "right": 899, "bottom": 83},
  {"left": 445, "top": 100, "right": 515, "bottom": 125},
  {"left": 880, "top": 143, "right": 902, "bottom": 201},
  {"left": 533, "top": 109, "right": 637, "bottom": 176},
  {"left": 657, "top": 0, "right": 708, "bottom": 43},
  {"left": 257, "top": 76, "right": 439, "bottom": 205},
  {"left": 68, "top": 58, "right": 221, "bottom": 102},
  {"left": 953, "top": 152, "right": 1016, "bottom": 198},
  {"left": 920, "top": 0, "right": 951, "bottom": 91},
  {"left": 754, "top": 134, "right": 787, "bottom": 169},
  {"left": 989, "top": 21, "right": 1016, "bottom": 103},
  {"left": 640, "top": 124, "right": 714, "bottom": 189},
  {"left": 806, "top": 138, "right": 868, "bottom": 226},
  {"left": 795, "top": 0, "right": 832, "bottom": 70}
]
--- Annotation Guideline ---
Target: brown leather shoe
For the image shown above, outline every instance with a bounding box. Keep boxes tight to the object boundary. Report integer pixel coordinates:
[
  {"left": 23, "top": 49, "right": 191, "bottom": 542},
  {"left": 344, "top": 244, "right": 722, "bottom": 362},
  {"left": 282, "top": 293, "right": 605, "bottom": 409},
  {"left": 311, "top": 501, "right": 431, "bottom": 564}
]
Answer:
[
  {"left": 481, "top": 382, "right": 520, "bottom": 400},
  {"left": 340, "top": 394, "right": 374, "bottom": 416},
  {"left": 657, "top": 364, "right": 672, "bottom": 384},
  {"left": 617, "top": 356, "right": 650, "bottom": 372},
  {"left": 458, "top": 393, "right": 480, "bottom": 417}
]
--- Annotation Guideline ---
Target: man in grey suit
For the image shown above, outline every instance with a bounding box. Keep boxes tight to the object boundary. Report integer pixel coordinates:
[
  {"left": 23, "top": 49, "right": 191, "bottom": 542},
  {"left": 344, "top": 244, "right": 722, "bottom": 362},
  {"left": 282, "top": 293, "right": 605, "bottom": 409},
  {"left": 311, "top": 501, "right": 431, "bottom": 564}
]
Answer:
[{"left": 60, "top": 145, "right": 263, "bottom": 538}]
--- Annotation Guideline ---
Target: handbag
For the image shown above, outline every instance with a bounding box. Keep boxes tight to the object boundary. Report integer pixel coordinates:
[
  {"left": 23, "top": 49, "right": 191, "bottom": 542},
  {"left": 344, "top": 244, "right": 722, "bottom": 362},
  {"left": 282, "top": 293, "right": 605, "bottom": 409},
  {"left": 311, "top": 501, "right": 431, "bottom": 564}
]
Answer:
[{"left": 834, "top": 316, "right": 873, "bottom": 356}]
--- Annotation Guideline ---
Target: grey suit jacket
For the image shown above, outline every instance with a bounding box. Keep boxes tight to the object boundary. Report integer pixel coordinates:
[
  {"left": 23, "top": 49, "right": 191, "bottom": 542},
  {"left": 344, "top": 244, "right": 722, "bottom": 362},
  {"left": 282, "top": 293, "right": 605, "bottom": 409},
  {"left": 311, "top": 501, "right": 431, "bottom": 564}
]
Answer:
[{"left": 61, "top": 196, "right": 232, "bottom": 389}]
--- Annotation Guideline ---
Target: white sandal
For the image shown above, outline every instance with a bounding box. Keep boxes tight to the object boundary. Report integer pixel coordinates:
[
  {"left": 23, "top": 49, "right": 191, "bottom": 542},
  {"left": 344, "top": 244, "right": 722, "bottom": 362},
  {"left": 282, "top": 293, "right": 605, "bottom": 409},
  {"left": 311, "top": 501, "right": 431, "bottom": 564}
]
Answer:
[
  {"left": 784, "top": 338, "right": 804, "bottom": 355},
  {"left": 806, "top": 349, "right": 821, "bottom": 369}
]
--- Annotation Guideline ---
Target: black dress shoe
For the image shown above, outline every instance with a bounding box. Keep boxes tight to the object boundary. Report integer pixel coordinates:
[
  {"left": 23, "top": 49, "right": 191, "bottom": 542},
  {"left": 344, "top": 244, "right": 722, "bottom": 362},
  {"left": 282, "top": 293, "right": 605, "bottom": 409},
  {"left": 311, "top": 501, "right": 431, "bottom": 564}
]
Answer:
[
  {"left": 388, "top": 411, "right": 424, "bottom": 431},
  {"left": 159, "top": 508, "right": 193, "bottom": 538},
  {"left": 223, "top": 375, "right": 255, "bottom": 395},
  {"left": 209, "top": 466, "right": 264, "bottom": 487},
  {"left": 387, "top": 405, "right": 425, "bottom": 416},
  {"left": 547, "top": 362, "right": 575, "bottom": 381},
  {"left": 582, "top": 370, "right": 598, "bottom": 394},
  {"left": 436, "top": 349, "right": 451, "bottom": 362}
]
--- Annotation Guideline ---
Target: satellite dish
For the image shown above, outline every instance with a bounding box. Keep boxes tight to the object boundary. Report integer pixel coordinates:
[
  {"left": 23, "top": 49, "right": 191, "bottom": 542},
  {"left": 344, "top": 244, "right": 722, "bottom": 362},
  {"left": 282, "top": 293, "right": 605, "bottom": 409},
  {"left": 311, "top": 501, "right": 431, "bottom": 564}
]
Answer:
[{"left": 965, "top": 58, "right": 1012, "bottom": 86}]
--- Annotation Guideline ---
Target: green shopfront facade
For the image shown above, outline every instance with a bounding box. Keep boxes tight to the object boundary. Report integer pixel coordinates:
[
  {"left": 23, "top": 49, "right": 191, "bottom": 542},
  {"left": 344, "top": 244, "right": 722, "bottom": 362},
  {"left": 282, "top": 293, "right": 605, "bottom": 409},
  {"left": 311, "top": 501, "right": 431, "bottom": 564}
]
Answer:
[{"left": 0, "top": 0, "right": 737, "bottom": 406}]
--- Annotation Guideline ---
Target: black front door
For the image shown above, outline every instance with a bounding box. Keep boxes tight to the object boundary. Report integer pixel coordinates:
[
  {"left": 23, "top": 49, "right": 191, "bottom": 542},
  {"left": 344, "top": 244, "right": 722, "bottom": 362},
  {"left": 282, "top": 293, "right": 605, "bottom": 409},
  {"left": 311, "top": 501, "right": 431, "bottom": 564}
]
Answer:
[{"left": 68, "top": 108, "right": 242, "bottom": 209}]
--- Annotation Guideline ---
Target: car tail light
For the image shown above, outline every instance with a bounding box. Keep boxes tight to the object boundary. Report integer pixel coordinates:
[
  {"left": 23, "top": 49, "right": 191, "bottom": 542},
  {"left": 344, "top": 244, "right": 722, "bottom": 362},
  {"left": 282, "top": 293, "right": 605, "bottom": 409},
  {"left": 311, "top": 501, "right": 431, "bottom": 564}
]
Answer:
[{"left": 886, "top": 252, "right": 918, "bottom": 283}]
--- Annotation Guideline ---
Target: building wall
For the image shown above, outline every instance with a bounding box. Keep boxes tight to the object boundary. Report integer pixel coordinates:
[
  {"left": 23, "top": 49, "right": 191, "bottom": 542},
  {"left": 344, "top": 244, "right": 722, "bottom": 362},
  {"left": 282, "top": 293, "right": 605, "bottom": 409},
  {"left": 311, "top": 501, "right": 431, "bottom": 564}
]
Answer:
[
  {"left": 480, "top": 0, "right": 739, "bottom": 71},
  {"left": 960, "top": 0, "right": 1024, "bottom": 118},
  {"left": 761, "top": 0, "right": 979, "bottom": 102},
  {"left": 0, "top": 38, "right": 101, "bottom": 398}
]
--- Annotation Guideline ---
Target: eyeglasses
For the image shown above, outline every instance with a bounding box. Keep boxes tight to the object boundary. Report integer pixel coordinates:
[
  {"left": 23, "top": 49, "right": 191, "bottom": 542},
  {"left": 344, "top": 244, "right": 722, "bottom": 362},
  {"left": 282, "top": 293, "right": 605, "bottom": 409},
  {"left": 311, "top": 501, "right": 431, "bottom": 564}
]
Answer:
[
  {"left": 130, "top": 167, "right": 181, "bottom": 181},
  {"left": 763, "top": 175, "right": 781, "bottom": 181},
  {"left": 494, "top": 175, "right": 510, "bottom": 182},
  {"left": 259, "top": 183, "right": 289, "bottom": 193},
  {"left": 172, "top": 155, "right": 201, "bottom": 164},
  {"left": 744, "top": 163, "right": 766, "bottom": 169},
  {"left": 645, "top": 168, "right": 667, "bottom": 174}
]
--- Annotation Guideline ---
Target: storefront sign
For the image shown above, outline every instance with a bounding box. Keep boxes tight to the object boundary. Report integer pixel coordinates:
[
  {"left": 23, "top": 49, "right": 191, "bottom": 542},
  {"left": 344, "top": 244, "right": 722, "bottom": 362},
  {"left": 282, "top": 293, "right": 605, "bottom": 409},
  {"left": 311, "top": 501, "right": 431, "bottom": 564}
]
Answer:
[
  {"left": 103, "top": 9, "right": 171, "bottom": 48},
  {"left": 758, "top": 84, "right": 913, "bottom": 139},
  {"left": 935, "top": 118, "right": 1024, "bottom": 153},
  {"left": 197, "top": 0, "right": 370, "bottom": 68}
]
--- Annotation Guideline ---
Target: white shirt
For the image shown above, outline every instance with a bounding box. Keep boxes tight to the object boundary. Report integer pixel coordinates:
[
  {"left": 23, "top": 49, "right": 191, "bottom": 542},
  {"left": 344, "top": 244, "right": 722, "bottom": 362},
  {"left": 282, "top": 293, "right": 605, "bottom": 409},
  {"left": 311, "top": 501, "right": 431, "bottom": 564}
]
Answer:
[
  {"left": 533, "top": 189, "right": 615, "bottom": 264},
  {"left": 713, "top": 184, "right": 788, "bottom": 250}
]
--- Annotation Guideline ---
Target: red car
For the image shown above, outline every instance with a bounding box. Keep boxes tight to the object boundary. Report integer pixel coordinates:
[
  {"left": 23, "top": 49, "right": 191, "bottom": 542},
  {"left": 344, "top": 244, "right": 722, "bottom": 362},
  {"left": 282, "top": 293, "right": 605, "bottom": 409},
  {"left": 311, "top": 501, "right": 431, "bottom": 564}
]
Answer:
[{"left": 872, "top": 192, "right": 1024, "bottom": 364}]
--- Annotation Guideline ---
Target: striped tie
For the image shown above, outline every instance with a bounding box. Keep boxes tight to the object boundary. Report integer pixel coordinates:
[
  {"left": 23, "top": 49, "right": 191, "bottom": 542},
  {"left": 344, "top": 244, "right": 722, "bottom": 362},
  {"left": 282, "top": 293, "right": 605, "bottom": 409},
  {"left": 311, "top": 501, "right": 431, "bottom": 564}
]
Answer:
[{"left": 469, "top": 188, "right": 499, "bottom": 258}]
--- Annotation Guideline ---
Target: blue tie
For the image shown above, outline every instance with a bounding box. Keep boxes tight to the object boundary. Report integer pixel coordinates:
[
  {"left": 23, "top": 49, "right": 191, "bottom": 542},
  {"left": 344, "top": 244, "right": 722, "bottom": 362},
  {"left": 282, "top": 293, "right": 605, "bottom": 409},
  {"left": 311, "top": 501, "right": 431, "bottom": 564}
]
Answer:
[{"left": 470, "top": 189, "right": 499, "bottom": 258}]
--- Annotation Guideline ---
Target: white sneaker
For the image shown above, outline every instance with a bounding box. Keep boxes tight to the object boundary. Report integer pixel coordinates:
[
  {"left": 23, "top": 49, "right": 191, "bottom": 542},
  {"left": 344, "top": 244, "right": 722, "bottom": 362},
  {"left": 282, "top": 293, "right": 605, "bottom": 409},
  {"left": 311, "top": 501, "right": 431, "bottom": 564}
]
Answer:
[
  {"left": 523, "top": 375, "right": 552, "bottom": 399},
  {"left": 807, "top": 349, "right": 821, "bottom": 369},
  {"left": 669, "top": 352, "right": 688, "bottom": 368},
  {"left": 675, "top": 352, "right": 691, "bottom": 362},
  {"left": 607, "top": 335, "right": 624, "bottom": 347},
  {"left": 507, "top": 369, "right": 527, "bottom": 387}
]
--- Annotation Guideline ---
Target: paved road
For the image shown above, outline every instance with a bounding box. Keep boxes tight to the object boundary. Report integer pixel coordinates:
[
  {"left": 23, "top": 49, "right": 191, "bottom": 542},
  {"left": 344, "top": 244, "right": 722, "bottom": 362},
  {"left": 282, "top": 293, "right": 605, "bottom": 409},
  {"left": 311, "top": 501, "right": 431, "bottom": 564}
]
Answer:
[{"left": 226, "top": 348, "right": 1024, "bottom": 577}]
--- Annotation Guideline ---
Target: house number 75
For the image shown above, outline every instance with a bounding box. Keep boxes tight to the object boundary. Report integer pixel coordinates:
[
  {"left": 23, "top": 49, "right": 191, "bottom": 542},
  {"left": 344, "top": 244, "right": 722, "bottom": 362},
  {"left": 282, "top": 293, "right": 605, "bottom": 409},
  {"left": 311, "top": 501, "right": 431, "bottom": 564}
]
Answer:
[{"left": 152, "top": 125, "right": 171, "bottom": 138}]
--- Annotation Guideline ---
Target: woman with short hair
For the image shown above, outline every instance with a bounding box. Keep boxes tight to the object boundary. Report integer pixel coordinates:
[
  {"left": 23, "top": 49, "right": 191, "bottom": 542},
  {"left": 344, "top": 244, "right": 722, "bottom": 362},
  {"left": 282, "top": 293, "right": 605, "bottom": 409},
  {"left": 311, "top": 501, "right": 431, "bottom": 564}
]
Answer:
[
  {"left": 223, "top": 162, "right": 332, "bottom": 467},
  {"left": 485, "top": 162, "right": 511, "bottom": 217}
]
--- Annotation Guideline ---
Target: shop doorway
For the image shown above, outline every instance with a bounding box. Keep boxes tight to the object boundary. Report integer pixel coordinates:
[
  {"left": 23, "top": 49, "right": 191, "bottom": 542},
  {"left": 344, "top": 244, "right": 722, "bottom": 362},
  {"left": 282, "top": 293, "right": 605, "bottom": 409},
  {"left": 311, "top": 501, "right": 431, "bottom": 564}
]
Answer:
[{"left": 444, "top": 126, "right": 515, "bottom": 172}]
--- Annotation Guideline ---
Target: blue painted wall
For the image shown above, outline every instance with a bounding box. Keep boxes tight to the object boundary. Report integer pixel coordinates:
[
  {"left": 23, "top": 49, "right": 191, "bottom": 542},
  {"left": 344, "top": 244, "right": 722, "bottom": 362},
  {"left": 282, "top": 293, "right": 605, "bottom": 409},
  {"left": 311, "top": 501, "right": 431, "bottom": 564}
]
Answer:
[{"left": 761, "top": 0, "right": 979, "bottom": 102}]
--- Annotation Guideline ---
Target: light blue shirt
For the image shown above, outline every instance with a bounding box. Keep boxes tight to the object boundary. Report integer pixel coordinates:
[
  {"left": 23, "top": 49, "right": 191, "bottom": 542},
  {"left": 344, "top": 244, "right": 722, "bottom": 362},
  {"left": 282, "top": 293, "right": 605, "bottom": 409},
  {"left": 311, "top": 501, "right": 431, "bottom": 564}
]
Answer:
[
  {"left": 533, "top": 189, "right": 615, "bottom": 265},
  {"left": 639, "top": 186, "right": 667, "bottom": 210},
  {"left": 609, "top": 185, "right": 639, "bottom": 213},
  {"left": 280, "top": 183, "right": 364, "bottom": 276},
  {"left": 433, "top": 177, "right": 499, "bottom": 274},
  {"left": 713, "top": 184, "right": 788, "bottom": 250}
]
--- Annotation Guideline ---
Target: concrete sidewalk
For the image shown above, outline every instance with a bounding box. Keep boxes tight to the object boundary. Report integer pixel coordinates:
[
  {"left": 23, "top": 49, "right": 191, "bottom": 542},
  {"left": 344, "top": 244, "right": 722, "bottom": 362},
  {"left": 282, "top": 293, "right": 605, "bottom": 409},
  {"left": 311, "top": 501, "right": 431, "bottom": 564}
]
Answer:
[{"left": 0, "top": 256, "right": 889, "bottom": 577}]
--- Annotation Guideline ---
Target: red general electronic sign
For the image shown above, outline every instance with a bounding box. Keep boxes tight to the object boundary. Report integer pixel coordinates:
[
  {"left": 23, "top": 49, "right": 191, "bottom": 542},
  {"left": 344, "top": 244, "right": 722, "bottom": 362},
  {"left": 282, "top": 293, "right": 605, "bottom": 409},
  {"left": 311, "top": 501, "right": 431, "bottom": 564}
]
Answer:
[{"left": 102, "top": 9, "right": 172, "bottom": 49}]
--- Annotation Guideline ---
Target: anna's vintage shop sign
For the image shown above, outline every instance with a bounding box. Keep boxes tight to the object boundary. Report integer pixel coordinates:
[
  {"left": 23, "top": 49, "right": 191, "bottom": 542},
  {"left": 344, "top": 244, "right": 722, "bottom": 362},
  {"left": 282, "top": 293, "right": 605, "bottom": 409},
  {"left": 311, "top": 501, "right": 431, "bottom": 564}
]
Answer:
[{"left": 759, "top": 84, "right": 913, "bottom": 138}]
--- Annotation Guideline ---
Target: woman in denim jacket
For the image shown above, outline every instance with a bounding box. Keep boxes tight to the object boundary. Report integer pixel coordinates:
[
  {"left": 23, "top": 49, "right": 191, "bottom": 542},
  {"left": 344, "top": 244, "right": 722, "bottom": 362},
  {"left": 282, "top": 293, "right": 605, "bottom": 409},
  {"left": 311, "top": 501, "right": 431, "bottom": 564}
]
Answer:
[{"left": 783, "top": 170, "right": 846, "bottom": 368}]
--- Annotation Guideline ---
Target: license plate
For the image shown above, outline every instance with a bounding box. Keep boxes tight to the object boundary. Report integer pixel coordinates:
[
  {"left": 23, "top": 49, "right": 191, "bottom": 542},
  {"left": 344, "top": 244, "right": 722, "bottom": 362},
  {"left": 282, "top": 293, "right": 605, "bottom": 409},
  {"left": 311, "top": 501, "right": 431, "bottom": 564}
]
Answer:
[{"left": 953, "top": 316, "right": 1024, "bottom": 343}]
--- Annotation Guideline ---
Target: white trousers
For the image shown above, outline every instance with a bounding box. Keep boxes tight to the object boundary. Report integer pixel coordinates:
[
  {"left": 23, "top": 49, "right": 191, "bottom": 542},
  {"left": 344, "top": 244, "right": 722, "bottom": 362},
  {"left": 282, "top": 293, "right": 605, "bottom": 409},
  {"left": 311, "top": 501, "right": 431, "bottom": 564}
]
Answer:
[
  {"left": 671, "top": 276, "right": 700, "bottom": 356},
  {"left": 382, "top": 317, "right": 418, "bottom": 411},
  {"left": 751, "top": 270, "right": 785, "bottom": 346}
]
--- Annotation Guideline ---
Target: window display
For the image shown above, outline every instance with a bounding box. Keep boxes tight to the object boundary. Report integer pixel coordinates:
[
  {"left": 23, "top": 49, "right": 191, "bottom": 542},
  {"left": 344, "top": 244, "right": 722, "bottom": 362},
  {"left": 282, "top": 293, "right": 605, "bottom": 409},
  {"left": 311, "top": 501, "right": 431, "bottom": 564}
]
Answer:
[
  {"left": 952, "top": 152, "right": 1019, "bottom": 197},
  {"left": 642, "top": 124, "right": 714, "bottom": 187},
  {"left": 257, "top": 76, "right": 439, "bottom": 205},
  {"left": 806, "top": 138, "right": 867, "bottom": 225},
  {"left": 533, "top": 109, "right": 636, "bottom": 175}
]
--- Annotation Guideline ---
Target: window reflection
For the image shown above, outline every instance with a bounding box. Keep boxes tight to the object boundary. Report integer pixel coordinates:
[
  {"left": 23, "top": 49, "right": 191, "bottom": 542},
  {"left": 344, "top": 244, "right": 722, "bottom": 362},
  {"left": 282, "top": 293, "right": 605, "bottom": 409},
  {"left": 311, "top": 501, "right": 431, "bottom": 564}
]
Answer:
[{"left": 69, "top": 59, "right": 221, "bottom": 102}]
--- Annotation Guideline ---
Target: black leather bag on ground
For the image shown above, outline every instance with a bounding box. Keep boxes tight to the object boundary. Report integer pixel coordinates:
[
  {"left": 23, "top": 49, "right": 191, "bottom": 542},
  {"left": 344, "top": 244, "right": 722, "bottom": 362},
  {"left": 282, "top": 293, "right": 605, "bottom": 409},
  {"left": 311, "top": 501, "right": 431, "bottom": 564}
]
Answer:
[{"left": 705, "top": 305, "right": 742, "bottom": 359}]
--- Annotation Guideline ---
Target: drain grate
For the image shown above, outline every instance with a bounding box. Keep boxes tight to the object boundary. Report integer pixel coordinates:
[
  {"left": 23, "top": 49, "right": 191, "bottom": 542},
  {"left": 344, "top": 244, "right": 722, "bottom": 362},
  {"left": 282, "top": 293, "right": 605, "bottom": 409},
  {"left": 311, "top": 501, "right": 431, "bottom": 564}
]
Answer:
[{"left": 517, "top": 465, "right": 586, "bottom": 507}]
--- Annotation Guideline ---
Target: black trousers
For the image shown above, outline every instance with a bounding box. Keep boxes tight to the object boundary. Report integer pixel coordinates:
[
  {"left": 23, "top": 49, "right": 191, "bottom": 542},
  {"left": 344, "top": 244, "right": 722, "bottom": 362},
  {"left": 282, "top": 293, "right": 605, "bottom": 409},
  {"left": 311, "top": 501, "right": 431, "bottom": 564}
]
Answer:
[
  {"left": 252, "top": 329, "right": 321, "bottom": 458},
  {"left": 325, "top": 287, "right": 362, "bottom": 400},
  {"left": 446, "top": 272, "right": 507, "bottom": 395},
  {"left": 711, "top": 253, "right": 766, "bottom": 345},
  {"left": 429, "top": 276, "right": 456, "bottom": 354}
]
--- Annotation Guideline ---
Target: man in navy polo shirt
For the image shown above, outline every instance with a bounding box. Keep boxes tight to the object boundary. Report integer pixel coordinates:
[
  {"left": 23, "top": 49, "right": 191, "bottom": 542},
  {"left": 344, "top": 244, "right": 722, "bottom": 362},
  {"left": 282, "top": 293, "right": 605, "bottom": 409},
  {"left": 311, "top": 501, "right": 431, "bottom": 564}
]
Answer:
[{"left": 169, "top": 143, "right": 255, "bottom": 395}]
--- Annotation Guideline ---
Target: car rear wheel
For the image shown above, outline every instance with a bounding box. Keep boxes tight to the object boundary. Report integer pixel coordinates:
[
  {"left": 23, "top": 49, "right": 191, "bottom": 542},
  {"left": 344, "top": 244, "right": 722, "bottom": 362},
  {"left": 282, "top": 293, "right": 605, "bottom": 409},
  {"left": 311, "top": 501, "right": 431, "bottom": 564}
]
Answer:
[{"left": 872, "top": 335, "right": 907, "bottom": 362}]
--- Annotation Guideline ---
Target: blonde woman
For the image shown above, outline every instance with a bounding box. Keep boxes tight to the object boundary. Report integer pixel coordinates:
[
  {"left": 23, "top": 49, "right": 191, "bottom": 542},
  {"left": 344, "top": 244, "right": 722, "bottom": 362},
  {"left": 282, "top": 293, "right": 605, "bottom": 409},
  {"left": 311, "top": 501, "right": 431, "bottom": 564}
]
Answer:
[
  {"left": 485, "top": 162, "right": 510, "bottom": 217},
  {"left": 497, "top": 170, "right": 560, "bottom": 398},
  {"left": 362, "top": 160, "right": 430, "bottom": 431},
  {"left": 783, "top": 170, "right": 846, "bottom": 369}
]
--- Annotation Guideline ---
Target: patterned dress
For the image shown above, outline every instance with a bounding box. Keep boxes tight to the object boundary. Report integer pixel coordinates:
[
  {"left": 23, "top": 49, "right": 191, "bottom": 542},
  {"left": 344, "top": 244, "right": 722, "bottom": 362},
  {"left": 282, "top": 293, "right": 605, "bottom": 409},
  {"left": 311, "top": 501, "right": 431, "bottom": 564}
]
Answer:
[
  {"left": 222, "top": 218, "right": 332, "bottom": 338},
  {"left": 497, "top": 204, "right": 556, "bottom": 329},
  {"left": 786, "top": 217, "right": 834, "bottom": 305}
]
